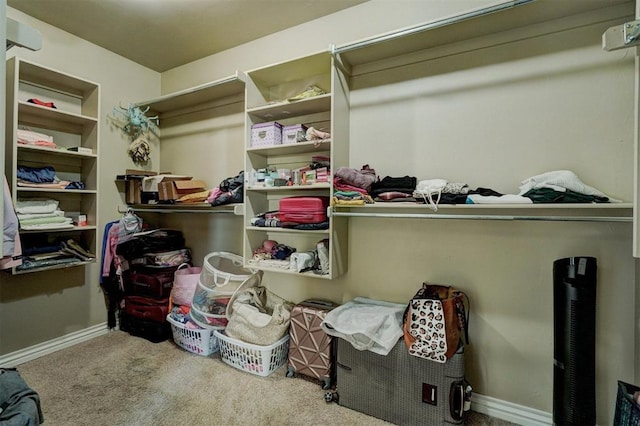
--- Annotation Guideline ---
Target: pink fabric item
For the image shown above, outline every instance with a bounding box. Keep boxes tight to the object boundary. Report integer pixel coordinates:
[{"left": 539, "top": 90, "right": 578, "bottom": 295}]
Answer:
[
  {"left": 334, "top": 165, "right": 377, "bottom": 192},
  {"left": 333, "top": 176, "right": 369, "bottom": 195},
  {"left": 206, "top": 187, "right": 223, "bottom": 203}
]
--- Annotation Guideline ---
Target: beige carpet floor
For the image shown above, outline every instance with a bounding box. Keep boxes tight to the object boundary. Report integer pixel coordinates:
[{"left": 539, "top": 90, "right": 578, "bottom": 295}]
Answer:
[{"left": 15, "top": 330, "right": 518, "bottom": 425}]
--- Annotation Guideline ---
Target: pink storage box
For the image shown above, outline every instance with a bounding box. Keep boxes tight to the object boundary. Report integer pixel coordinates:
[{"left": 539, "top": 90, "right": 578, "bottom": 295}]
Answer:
[
  {"left": 251, "top": 122, "right": 283, "bottom": 147},
  {"left": 282, "top": 124, "right": 308, "bottom": 144}
]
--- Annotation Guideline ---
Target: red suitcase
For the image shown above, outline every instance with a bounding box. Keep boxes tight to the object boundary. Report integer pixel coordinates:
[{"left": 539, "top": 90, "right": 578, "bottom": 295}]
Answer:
[
  {"left": 123, "top": 265, "right": 177, "bottom": 299},
  {"left": 286, "top": 299, "right": 338, "bottom": 389},
  {"left": 279, "top": 196, "right": 330, "bottom": 224},
  {"left": 123, "top": 295, "right": 170, "bottom": 323}
]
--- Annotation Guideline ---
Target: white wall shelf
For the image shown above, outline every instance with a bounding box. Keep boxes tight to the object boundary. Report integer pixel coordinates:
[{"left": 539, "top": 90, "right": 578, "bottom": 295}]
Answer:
[
  {"left": 5, "top": 57, "right": 100, "bottom": 274},
  {"left": 137, "top": 73, "right": 245, "bottom": 118},
  {"left": 331, "top": 203, "right": 634, "bottom": 222}
]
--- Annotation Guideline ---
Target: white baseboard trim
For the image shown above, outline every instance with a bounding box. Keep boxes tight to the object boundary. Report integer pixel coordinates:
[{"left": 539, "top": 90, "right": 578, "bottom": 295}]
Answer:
[
  {"left": 0, "top": 322, "right": 110, "bottom": 367},
  {"left": 472, "top": 393, "right": 552, "bottom": 425}
]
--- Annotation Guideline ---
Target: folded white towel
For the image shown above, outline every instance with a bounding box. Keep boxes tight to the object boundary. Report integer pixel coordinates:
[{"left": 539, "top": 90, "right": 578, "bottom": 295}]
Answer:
[
  {"left": 321, "top": 297, "right": 406, "bottom": 355},
  {"left": 15, "top": 198, "right": 59, "bottom": 214}
]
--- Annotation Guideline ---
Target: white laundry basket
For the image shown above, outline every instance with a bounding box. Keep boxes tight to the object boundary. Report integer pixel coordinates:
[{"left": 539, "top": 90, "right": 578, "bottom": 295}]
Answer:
[
  {"left": 166, "top": 315, "right": 219, "bottom": 356},
  {"left": 199, "top": 252, "right": 254, "bottom": 294},
  {"left": 214, "top": 330, "right": 289, "bottom": 377}
]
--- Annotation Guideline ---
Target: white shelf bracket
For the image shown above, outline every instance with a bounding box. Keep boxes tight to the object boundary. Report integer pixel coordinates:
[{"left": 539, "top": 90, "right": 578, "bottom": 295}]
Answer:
[
  {"left": 6, "top": 17, "right": 41, "bottom": 51},
  {"left": 602, "top": 19, "right": 640, "bottom": 51}
]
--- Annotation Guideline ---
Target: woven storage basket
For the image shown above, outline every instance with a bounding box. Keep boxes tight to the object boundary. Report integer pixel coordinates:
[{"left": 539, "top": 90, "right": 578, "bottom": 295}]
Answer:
[
  {"left": 166, "top": 315, "right": 219, "bottom": 356},
  {"left": 214, "top": 330, "right": 289, "bottom": 377}
]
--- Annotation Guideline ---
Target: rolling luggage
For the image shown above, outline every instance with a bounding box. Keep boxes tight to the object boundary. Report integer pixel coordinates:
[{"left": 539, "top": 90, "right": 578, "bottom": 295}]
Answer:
[
  {"left": 119, "top": 310, "right": 171, "bottom": 343},
  {"left": 286, "top": 299, "right": 338, "bottom": 389},
  {"left": 123, "top": 295, "right": 170, "bottom": 323},
  {"left": 334, "top": 338, "right": 470, "bottom": 425},
  {"left": 123, "top": 265, "right": 178, "bottom": 299},
  {"left": 279, "top": 196, "right": 330, "bottom": 224}
]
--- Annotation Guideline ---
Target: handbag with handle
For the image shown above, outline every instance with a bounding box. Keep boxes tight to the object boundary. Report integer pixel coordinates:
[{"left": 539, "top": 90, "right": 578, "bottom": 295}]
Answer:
[
  {"left": 225, "top": 285, "right": 294, "bottom": 346},
  {"left": 171, "top": 263, "right": 201, "bottom": 307},
  {"left": 402, "top": 282, "right": 469, "bottom": 363}
]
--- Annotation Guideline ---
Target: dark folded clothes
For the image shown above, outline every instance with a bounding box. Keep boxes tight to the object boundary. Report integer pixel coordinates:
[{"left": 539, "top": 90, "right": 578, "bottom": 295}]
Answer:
[
  {"left": 370, "top": 176, "right": 417, "bottom": 197},
  {"left": 17, "top": 256, "right": 82, "bottom": 271},
  {"left": 17, "top": 165, "right": 56, "bottom": 183},
  {"left": 65, "top": 181, "right": 86, "bottom": 190},
  {"left": 522, "top": 187, "right": 609, "bottom": 203},
  {"left": 281, "top": 221, "right": 329, "bottom": 230},
  {"left": 251, "top": 217, "right": 281, "bottom": 227},
  {"left": 371, "top": 175, "right": 417, "bottom": 191}
]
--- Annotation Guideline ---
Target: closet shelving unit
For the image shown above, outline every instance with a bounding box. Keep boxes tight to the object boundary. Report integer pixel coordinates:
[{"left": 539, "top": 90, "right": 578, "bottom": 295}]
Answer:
[
  {"left": 243, "top": 51, "right": 349, "bottom": 279},
  {"left": 118, "top": 73, "right": 246, "bottom": 216},
  {"left": 329, "top": 0, "right": 634, "bottom": 225},
  {"left": 5, "top": 57, "right": 100, "bottom": 274}
]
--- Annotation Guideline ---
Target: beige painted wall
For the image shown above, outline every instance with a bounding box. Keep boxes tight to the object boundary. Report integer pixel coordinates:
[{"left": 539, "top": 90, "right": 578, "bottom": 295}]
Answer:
[
  {"left": 159, "top": 1, "right": 637, "bottom": 423},
  {"left": 161, "top": 0, "right": 502, "bottom": 93},
  {"left": 0, "top": 8, "right": 160, "bottom": 353},
  {"left": 0, "top": 1, "right": 636, "bottom": 424}
]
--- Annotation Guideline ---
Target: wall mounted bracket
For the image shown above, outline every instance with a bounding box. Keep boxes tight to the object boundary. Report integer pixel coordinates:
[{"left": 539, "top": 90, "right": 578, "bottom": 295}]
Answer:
[{"left": 602, "top": 19, "right": 640, "bottom": 51}]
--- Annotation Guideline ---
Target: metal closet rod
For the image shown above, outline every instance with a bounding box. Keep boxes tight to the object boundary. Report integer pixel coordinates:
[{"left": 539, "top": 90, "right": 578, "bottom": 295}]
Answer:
[
  {"left": 331, "top": 0, "right": 534, "bottom": 55},
  {"left": 329, "top": 210, "right": 632, "bottom": 223},
  {"left": 117, "top": 205, "right": 243, "bottom": 215}
]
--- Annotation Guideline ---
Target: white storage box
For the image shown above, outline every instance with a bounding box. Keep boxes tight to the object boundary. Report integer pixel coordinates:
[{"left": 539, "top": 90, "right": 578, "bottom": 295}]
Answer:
[
  {"left": 251, "top": 122, "right": 283, "bottom": 147},
  {"left": 282, "top": 124, "right": 307, "bottom": 144},
  {"left": 214, "top": 330, "right": 289, "bottom": 377}
]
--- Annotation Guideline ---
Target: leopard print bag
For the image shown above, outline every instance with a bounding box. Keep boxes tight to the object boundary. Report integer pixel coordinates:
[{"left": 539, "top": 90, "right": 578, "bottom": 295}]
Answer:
[{"left": 402, "top": 283, "right": 469, "bottom": 363}]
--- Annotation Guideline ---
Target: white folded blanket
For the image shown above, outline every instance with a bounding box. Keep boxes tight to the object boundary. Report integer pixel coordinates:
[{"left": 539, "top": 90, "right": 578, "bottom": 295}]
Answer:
[
  {"left": 320, "top": 297, "right": 406, "bottom": 355},
  {"left": 518, "top": 170, "right": 619, "bottom": 201}
]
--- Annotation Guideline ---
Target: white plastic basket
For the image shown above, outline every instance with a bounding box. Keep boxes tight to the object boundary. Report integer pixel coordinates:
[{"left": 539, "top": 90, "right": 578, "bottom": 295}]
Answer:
[
  {"left": 167, "top": 315, "right": 219, "bottom": 356},
  {"left": 199, "top": 252, "right": 254, "bottom": 292},
  {"left": 214, "top": 330, "right": 289, "bottom": 377}
]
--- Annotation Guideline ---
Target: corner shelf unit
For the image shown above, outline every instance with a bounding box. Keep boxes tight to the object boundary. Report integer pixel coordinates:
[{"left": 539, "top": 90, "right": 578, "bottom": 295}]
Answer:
[
  {"left": 5, "top": 57, "right": 100, "bottom": 274},
  {"left": 243, "top": 51, "right": 349, "bottom": 279},
  {"left": 115, "top": 74, "right": 247, "bottom": 215}
]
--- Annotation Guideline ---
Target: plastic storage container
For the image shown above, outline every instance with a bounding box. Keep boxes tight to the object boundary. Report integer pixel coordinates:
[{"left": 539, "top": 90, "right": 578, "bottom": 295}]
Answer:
[
  {"left": 190, "top": 253, "right": 261, "bottom": 331},
  {"left": 214, "top": 330, "right": 289, "bottom": 377},
  {"left": 199, "top": 252, "right": 254, "bottom": 293},
  {"left": 166, "top": 315, "right": 219, "bottom": 356}
]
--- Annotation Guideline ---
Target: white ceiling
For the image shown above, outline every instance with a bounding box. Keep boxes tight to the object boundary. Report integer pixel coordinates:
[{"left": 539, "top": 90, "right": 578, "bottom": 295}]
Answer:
[{"left": 7, "top": 0, "right": 368, "bottom": 72}]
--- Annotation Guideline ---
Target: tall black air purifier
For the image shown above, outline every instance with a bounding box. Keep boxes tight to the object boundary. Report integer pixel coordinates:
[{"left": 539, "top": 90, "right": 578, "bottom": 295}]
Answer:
[{"left": 553, "top": 256, "right": 597, "bottom": 425}]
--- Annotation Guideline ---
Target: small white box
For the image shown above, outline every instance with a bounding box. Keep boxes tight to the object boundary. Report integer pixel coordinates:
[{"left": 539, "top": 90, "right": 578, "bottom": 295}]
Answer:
[
  {"left": 251, "top": 122, "right": 283, "bottom": 147},
  {"left": 282, "top": 124, "right": 307, "bottom": 144}
]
